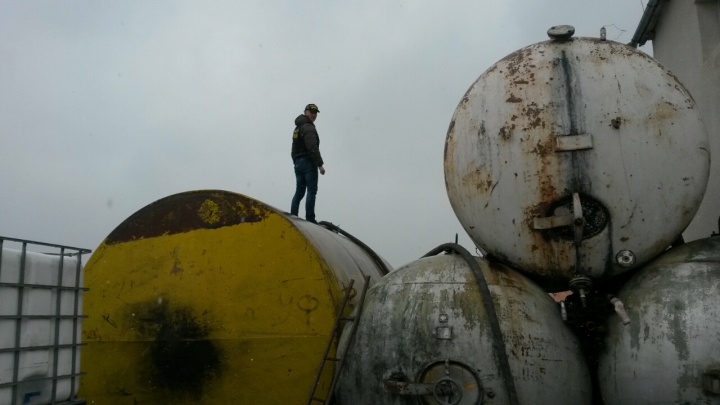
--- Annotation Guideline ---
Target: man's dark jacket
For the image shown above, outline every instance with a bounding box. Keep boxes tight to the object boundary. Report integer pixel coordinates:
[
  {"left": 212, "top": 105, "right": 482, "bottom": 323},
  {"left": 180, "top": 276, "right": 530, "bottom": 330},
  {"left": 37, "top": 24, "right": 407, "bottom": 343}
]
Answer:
[{"left": 291, "top": 114, "right": 324, "bottom": 167}]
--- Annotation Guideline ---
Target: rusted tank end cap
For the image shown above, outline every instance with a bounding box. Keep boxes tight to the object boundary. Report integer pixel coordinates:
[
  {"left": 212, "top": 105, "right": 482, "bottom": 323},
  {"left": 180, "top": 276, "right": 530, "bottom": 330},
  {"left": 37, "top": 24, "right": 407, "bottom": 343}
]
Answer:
[{"left": 548, "top": 25, "right": 575, "bottom": 40}]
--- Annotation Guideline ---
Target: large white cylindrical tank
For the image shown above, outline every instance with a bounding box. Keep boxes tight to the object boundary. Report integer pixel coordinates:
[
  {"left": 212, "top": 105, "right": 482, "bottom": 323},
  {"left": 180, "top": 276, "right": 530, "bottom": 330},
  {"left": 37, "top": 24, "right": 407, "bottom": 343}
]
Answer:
[
  {"left": 334, "top": 253, "right": 591, "bottom": 405},
  {"left": 598, "top": 237, "right": 720, "bottom": 404},
  {"left": 444, "top": 34, "right": 710, "bottom": 285}
]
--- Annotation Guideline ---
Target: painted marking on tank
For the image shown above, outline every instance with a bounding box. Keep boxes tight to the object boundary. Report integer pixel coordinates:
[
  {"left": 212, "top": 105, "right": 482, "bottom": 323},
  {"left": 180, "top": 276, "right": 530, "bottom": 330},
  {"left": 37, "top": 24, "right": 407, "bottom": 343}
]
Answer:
[
  {"left": 101, "top": 313, "right": 117, "bottom": 328},
  {"left": 84, "top": 327, "right": 101, "bottom": 341},
  {"left": 298, "top": 295, "right": 320, "bottom": 325},
  {"left": 109, "top": 387, "right": 132, "bottom": 397}
]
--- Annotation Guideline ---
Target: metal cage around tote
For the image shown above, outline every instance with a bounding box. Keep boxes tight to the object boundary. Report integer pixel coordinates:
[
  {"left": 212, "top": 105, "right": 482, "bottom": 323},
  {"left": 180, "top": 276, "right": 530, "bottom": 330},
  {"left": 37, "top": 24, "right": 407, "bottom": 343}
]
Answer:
[{"left": 0, "top": 236, "right": 90, "bottom": 405}]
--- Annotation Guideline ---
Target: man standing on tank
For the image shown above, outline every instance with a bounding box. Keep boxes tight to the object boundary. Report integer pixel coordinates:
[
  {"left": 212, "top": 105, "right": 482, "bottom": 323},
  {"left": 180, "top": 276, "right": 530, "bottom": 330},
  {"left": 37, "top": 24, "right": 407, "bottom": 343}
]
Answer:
[{"left": 291, "top": 103, "right": 325, "bottom": 223}]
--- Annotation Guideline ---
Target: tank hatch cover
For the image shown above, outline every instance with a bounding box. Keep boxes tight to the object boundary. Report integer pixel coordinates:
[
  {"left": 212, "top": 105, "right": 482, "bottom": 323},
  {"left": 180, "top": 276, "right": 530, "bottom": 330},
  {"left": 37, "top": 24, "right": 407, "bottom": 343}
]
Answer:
[
  {"left": 384, "top": 360, "right": 483, "bottom": 404},
  {"left": 420, "top": 360, "right": 483, "bottom": 405},
  {"left": 547, "top": 25, "right": 575, "bottom": 40}
]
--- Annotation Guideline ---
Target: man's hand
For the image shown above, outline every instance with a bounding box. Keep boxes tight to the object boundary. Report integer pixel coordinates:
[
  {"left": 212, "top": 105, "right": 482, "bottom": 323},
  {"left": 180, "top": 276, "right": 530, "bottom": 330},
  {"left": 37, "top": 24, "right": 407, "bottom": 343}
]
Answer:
[{"left": 319, "top": 166, "right": 326, "bottom": 175}]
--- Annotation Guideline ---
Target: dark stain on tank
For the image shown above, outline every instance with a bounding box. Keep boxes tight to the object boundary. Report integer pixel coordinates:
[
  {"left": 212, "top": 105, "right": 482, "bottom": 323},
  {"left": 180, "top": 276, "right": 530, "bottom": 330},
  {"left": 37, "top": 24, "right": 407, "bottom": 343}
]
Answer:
[
  {"left": 105, "top": 190, "right": 271, "bottom": 245},
  {"left": 559, "top": 51, "right": 578, "bottom": 135},
  {"left": 600, "top": 220, "right": 616, "bottom": 279},
  {"left": 445, "top": 120, "right": 456, "bottom": 163},
  {"left": 506, "top": 94, "right": 523, "bottom": 103},
  {"left": 127, "top": 301, "right": 223, "bottom": 399},
  {"left": 557, "top": 50, "right": 593, "bottom": 195},
  {"left": 490, "top": 261, "right": 526, "bottom": 291},
  {"left": 669, "top": 300, "right": 690, "bottom": 361},
  {"left": 499, "top": 126, "right": 511, "bottom": 140}
]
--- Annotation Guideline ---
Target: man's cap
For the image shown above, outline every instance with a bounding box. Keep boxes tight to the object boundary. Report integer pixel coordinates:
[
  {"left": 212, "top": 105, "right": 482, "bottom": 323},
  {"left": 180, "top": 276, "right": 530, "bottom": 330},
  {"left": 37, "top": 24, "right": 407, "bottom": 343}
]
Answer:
[{"left": 305, "top": 104, "right": 320, "bottom": 113}]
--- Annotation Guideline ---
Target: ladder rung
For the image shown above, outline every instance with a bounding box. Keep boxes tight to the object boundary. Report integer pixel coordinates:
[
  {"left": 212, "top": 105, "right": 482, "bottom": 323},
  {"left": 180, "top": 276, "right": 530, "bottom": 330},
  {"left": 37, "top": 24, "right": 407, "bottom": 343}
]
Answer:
[{"left": 307, "top": 276, "right": 370, "bottom": 405}]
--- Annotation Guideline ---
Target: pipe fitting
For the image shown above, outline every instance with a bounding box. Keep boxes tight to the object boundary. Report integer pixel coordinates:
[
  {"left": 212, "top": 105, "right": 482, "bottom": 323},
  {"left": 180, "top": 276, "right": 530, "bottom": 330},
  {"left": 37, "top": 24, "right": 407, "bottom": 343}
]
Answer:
[{"left": 610, "top": 297, "right": 631, "bottom": 325}]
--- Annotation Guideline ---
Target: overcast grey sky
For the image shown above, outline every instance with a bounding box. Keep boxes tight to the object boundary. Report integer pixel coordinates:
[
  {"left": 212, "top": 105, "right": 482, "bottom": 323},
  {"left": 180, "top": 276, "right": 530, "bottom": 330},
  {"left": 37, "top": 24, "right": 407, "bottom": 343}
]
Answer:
[{"left": 0, "top": 1, "right": 647, "bottom": 267}]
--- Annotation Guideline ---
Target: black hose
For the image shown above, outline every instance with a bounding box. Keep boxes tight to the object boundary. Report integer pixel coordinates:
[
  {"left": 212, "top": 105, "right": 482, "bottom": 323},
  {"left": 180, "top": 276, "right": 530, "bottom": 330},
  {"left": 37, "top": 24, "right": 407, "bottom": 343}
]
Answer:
[
  {"left": 422, "top": 243, "right": 521, "bottom": 405},
  {"left": 318, "top": 221, "right": 390, "bottom": 276}
]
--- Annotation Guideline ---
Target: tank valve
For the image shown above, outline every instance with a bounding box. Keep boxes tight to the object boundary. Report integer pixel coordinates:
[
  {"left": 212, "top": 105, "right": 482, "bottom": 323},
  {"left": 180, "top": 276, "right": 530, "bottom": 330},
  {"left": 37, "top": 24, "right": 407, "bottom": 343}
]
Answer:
[
  {"left": 560, "top": 301, "right": 568, "bottom": 321},
  {"left": 610, "top": 297, "right": 631, "bottom": 325},
  {"left": 616, "top": 250, "right": 636, "bottom": 268},
  {"left": 569, "top": 275, "right": 593, "bottom": 308}
]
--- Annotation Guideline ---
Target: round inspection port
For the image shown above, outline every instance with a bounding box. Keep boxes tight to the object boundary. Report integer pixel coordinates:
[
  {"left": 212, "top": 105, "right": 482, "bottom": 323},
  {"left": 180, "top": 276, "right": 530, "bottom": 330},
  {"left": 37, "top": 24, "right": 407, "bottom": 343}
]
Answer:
[{"left": 419, "top": 360, "right": 483, "bottom": 405}]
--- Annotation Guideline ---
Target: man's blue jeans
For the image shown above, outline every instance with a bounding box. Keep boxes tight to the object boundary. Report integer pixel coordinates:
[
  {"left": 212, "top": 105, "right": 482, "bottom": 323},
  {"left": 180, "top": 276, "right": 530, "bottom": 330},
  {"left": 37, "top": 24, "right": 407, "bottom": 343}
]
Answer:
[{"left": 290, "top": 157, "right": 318, "bottom": 223}]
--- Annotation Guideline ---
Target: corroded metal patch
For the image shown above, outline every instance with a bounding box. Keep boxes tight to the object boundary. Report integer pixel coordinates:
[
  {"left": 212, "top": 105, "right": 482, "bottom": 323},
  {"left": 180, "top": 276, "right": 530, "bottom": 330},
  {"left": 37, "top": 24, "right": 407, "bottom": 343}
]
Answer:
[{"left": 105, "top": 190, "right": 272, "bottom": 245}]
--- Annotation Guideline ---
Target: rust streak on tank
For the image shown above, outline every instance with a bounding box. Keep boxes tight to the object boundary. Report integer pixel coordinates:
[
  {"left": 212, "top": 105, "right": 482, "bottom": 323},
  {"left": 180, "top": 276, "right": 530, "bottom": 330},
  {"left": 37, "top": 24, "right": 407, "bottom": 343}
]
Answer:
[{"left": 532, "top": 138, "right": 554, "bottom": 157}]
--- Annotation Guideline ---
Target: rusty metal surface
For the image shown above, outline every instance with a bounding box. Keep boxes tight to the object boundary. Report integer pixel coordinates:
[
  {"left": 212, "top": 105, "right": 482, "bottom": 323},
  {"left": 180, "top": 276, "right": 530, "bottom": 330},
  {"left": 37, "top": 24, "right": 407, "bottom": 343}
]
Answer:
[
  {"left": 334, "top": 254, "right": 591, "bottom": 405},
  {"left": 105, "top": 190, "right": 271, "bottom": 244},
  {"left": 444, "top": 37, "right": 710, "bottom": 284},
  {"left": 598, "top": 237, "right": 720, "bottom": 404}
]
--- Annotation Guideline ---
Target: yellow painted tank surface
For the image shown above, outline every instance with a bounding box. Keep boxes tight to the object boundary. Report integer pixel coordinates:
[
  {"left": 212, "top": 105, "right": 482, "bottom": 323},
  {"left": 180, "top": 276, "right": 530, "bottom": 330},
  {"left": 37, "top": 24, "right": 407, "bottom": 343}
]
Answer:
[{"left": 79, "top": 190, "right": 388, "bottom": 404}]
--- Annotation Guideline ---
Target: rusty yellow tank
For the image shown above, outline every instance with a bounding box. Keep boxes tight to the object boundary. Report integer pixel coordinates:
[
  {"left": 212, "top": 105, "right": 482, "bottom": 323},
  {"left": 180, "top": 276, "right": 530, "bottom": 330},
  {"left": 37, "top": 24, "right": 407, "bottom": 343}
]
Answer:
[{"left": 78, "top": 190, "right": 389, "bottom": 404}]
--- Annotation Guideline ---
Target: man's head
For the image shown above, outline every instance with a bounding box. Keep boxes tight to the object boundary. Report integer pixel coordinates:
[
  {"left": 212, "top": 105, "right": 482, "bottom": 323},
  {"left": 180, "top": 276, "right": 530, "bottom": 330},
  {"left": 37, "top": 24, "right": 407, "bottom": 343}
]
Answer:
[{"left": 304, "top": 103, "right": 320, "bottom": 122}]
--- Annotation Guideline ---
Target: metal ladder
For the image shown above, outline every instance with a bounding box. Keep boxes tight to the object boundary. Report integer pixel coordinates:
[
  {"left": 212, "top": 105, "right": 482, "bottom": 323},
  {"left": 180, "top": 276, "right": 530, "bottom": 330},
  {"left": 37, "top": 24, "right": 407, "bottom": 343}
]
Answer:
[{"left": 306, "top": 275, "right": 371, "bottom": 405}]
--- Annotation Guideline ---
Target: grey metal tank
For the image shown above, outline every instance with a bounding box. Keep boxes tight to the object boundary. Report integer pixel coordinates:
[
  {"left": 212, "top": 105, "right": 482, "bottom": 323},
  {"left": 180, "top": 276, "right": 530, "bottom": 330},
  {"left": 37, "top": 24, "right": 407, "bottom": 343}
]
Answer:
[
  {"left": 444, "top": 28, "right": 710, "bottom": 286},
  {"left": 334, "top": 252, "right": 591, "bottom": 405},
  {"left": 598, "top": 236, "right": 720, "bottom": 404}
]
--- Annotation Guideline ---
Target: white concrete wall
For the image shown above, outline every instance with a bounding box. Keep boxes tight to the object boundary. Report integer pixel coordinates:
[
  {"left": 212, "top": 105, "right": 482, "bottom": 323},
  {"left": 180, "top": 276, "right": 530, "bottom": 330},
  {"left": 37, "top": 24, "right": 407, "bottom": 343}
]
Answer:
[{"left": 650, "top": 0, "right": 720, "bottom": 240}]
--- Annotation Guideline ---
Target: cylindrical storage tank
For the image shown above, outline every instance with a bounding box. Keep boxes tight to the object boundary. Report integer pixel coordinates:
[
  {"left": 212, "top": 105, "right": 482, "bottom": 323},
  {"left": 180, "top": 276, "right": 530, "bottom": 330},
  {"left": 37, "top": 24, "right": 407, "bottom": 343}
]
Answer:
[
  {"left": 598, "top": 237, "right": 720, "bottom": 404},
  {"left": 78, "top": 190, "right": 390, "bottom": 405},
  {"left": 334, "top": 251, "right": 591, "bottom": 405},
  {"left": 444, "top": 32, "right": 710, "bottom": 286}
]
